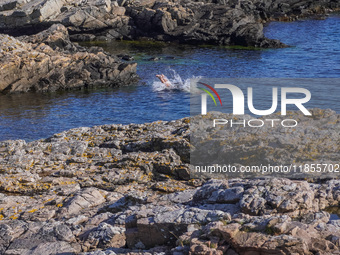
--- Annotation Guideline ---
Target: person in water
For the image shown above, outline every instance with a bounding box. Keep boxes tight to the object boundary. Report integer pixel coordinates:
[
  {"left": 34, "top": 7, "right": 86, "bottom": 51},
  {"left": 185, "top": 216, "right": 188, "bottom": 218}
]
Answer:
[{"left": 156, "top": 74, "right": 171, "bottom": 87}]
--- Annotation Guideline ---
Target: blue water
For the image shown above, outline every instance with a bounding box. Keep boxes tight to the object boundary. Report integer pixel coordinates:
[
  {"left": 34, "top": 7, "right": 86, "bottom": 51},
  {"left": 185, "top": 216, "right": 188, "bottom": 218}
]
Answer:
[{"left": 0, "top": 16, "right": 339, "bottom": 141}]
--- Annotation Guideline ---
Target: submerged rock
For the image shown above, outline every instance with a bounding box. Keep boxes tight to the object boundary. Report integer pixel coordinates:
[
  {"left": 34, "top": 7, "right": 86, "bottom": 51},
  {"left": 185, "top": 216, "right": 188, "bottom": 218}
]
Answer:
[{"left": 0, "top": 24, "right": 138, "bottom": 93}]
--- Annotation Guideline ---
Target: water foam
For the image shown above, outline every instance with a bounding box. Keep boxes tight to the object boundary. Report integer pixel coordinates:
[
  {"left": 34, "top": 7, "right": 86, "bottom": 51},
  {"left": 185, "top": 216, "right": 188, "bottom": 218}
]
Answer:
[{"left": 152, "top": 69, "right": 199, "bottom": 92}]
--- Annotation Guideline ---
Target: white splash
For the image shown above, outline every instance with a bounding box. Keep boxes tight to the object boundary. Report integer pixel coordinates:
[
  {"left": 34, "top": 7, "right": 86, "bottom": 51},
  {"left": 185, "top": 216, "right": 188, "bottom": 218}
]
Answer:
[{"left": 152, "top": 69, "right": 200, "bottom": 92}]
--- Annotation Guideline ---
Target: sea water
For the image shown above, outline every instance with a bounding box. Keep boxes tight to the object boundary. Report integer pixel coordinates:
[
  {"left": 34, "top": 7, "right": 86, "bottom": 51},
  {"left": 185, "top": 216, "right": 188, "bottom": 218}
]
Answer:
[{"left": 0, "top": 16, "right": 339, "bottom": 141}]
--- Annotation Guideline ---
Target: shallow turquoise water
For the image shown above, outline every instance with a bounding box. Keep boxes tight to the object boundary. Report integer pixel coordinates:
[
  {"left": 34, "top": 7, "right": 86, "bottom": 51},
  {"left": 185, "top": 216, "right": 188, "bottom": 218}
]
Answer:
[{"left": 0, "top": 16, "right": 339, "bottom": 141}]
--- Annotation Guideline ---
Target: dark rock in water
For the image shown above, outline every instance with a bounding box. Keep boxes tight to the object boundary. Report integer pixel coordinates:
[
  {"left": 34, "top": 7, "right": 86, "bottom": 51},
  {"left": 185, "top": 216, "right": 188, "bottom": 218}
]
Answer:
[
  {"left": 1, "top": 0, "right": 339, "bottom": 47},
  {"left": 230, "top": 23, "right": 283, "bottom": 48},
  {"left": 165, "top": 56, "right": 176, "bottom": 60},
  {"left": 117, "top": 54, "right": 134, "bottom": 61},
  {"left": 0, "top": 24, "right": 138, "bottom": 93},
  {"left": 147, "top": 57, "right": 163, "bottom": 61}
]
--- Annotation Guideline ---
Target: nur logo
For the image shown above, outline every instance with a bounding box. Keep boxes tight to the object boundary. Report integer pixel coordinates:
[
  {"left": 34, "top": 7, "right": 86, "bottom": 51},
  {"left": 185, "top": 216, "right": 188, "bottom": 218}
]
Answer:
[
  {"left": 197, "top": 82, "right": 223, "bottom": 107},
  {"left": 198, "top": 83, "right": 312, "bottom": 116}
]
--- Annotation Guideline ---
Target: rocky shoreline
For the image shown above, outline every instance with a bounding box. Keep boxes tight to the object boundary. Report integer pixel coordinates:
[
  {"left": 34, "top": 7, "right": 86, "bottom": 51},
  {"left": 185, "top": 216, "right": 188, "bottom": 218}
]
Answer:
[
  {"left": 0, "top": 0, "right": 339, "bottom": 93},
  {"left": 0, "top": 109, "right": 339, "bottom": 254},
  {"left": 1, "top": 0, "right": 340, "bottom": 47},
  {"left": 0, "top": 0, "right": 339, "bottom": 253}
]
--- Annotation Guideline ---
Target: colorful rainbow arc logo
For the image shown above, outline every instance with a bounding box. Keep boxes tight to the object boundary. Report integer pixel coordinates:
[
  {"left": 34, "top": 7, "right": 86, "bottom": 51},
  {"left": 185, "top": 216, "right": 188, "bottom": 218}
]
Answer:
[{"left": 198, "top": 82, "right": 223, "bottom": 106}]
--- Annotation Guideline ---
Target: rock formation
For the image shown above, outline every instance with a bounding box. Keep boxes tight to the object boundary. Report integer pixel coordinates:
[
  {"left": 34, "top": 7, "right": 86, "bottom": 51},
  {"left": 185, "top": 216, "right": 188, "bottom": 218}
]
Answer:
[
  {"left": 1, "top": 0, "right": 339, "bottom": 47},
  {"left": 1, "top": 0, "right": 339, "bottom": 92},
  {"left": 0, "top": 24, "right": 138, "bottom": 93},
  {"left": 0, "top": 109, "right": 339, "bottom": 254}
]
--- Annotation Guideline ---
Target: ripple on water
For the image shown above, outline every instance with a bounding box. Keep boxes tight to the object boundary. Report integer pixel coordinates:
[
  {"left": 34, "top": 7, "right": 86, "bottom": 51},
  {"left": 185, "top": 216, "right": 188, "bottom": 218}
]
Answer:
[{"left": 0, "top": 16, "right": 339, "bottom": 141}]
